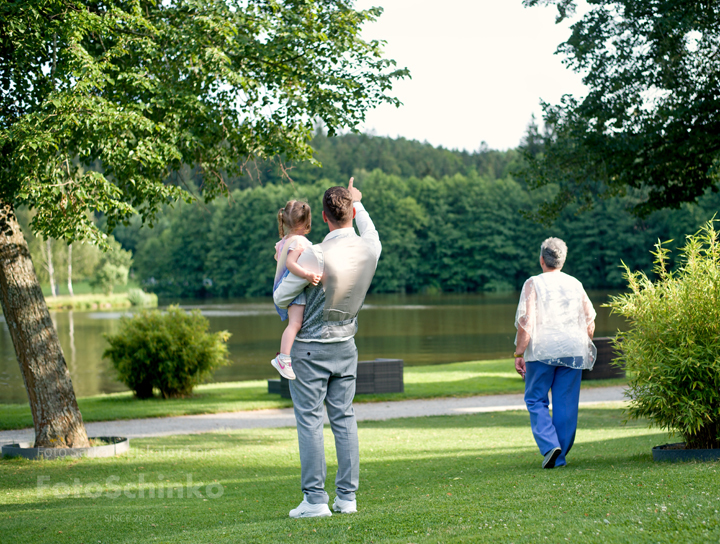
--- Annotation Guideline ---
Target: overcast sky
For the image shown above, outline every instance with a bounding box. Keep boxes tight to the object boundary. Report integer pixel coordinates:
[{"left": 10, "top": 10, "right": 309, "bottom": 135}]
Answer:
[{"left": 354, "top": 0, "right": 588, "bottom": 151}]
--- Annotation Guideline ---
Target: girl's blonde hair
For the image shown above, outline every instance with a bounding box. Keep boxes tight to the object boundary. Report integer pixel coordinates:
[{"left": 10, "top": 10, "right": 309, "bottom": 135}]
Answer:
[{"left": 278, "top": 200, "right": 311, "bottom": 238}]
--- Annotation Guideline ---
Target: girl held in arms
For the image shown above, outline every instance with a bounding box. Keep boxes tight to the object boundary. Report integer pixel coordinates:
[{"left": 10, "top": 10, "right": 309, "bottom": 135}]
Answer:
[{"left": 271, "top": 200, "right": 322, "bottom": 380}]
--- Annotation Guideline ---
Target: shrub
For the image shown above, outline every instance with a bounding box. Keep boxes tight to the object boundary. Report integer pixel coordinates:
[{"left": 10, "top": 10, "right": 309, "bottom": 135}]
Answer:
[
  {"left": 127, "top": 288, "right": 157, "bottom": 307},
  {"left": 103, "top": 306, "right": 231, "bottom": 399},
  {"left": 608, "top": 221, "right": 720, "bottom": 449}
]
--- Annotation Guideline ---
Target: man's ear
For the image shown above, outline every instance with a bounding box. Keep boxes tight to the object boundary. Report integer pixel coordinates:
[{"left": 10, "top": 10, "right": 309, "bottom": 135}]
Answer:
[
  {"left": 352, "top": 208, "right": 356, "bottom": 220},
  {"left": 322, "top": 211, "right": 328, "bottom": 224}
]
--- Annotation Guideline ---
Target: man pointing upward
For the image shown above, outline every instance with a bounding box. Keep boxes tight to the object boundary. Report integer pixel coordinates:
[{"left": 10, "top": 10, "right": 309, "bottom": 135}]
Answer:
[{"left": 273, "top": 177, "right": 382, "bottom": 518}]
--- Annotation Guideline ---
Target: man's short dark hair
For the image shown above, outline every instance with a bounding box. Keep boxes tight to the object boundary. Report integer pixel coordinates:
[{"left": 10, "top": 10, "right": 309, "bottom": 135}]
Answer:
[{"left": 323, "top": 186, "right": 353, "bottom": 224}]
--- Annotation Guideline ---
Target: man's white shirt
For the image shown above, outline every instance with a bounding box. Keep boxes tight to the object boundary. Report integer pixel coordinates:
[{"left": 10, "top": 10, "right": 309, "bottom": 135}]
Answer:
[{"left": 273, "top": 202, "right": 382, "bottom": 317}]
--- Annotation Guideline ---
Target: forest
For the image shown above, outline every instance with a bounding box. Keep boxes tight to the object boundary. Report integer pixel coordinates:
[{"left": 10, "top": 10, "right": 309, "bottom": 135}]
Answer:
[{"left": 92, "top": 131, "right": 720, "bottom": 299}]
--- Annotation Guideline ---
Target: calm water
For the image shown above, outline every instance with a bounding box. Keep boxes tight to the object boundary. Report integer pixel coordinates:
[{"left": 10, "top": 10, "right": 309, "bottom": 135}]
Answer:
[{"left": 0, "top": 292, "right": 626, "bottom": 403}]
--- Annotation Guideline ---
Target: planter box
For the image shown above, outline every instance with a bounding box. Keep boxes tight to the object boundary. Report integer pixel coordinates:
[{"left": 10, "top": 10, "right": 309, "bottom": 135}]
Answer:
[
  {"left": 268, "top": 358, "right": 404, "bottom": 399},
  {"left": 356, "top": 358, "right": 404, "bottom": 395},
  {"left": 582, "top": 336, "right": 625, "bottom": 380},
  {"left": 652, "top": 443, "right": 720, "bottom": 463},
  {"left": 268, "top": 379, "right": 281, "bottom": 395},
  {"left": 267, "top": 378, "right": 291, "bottom": 398}
]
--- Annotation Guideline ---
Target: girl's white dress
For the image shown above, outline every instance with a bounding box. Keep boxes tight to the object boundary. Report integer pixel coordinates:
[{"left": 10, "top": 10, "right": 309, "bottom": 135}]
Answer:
[{"left": 273, "top": 235, "right": 312, "bottom": 321}]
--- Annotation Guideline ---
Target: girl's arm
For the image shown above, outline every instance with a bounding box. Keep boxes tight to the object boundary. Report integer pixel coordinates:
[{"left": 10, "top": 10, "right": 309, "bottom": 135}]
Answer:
[
  {"left": 274, "top": 241, "right": 281, "bottom": 261},
  {"left": 286, "top": 248, "right": 322, "bottom": 286}
]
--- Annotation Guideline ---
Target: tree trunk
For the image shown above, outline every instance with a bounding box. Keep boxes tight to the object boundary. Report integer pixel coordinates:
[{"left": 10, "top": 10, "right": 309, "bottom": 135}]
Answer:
[
  {"left": 67, "top": 243, "right": 74, "bottom": 297},
  {"left": 46, "top": 239, "right": 56, "bottom": 297},
  {"left": 0, "top": 201, "right": 89, "bottom": 448}
]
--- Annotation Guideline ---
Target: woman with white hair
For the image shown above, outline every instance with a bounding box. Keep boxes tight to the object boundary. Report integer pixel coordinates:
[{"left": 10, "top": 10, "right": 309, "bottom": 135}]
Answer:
[{"left": 513, "top": 237, "right": 597, "bottom": 469}]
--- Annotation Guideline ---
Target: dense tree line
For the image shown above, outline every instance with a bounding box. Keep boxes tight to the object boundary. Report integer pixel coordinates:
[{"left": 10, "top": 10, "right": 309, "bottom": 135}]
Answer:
[
  {"left": 115, "top": 158, "right": 720, "bottom": 298},
  {"left": 217, "top": 131, "right": 521, "bottom": 190}
]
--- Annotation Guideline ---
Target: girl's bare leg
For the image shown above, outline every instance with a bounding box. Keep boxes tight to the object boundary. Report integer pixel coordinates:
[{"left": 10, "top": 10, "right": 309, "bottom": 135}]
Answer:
[{"left": 280, "top": 304, "right": 305, "bottom": 355}]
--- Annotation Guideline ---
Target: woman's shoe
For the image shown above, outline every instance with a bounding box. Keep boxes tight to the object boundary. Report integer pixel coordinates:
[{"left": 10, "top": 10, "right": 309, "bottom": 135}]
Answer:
[{"left": 542, "top": 447, "right": 561, "bottom": 469}]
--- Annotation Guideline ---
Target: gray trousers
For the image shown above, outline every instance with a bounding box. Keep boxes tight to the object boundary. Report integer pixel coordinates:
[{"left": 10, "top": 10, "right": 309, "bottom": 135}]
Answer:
[{"left": 289, "top": 339, "right": 359, "bottom": 504}]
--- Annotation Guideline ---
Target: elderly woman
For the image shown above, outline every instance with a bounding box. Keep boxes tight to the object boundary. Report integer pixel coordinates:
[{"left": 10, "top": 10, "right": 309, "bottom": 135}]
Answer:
[{"left": 513, "top": 238, "right": 596, "bottom": 469}]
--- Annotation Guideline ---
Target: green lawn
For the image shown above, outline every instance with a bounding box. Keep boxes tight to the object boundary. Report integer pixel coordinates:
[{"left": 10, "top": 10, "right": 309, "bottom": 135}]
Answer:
[
  {"left": 0, "top": 359, "right": 627, "bottom": 430},
  {"left": 1, "top": 406, "right": 717, "bottom": 543}
]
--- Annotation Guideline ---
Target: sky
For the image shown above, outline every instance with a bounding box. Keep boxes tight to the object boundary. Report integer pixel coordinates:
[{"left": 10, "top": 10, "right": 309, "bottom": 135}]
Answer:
[{"left": 354, "top": 0, "right": 588, "bottom": 151}]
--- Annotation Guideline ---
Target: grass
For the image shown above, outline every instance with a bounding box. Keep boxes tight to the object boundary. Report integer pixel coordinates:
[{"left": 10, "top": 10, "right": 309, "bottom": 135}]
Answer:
[
  {"left": 1, "top": 406, "right": 718, "bottom": 543},
  {"left": 0, "top": 359, "right": 627, "bottom": 431},
  {"left": 41, "top": 280, "right": 139, "bottom": 298},
  {"left": 44, "top": 293, "right": 135, "bottom": 311}
]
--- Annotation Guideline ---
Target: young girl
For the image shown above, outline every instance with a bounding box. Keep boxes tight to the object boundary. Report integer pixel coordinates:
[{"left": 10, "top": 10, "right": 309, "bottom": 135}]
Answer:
[{"left": 271, "top": 200, "right": 322, "bottom": 380}]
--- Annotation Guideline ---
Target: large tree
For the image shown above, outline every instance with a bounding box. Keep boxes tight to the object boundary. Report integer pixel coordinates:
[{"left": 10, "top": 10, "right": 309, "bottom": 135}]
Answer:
[
  {"left": 0, "top": 0, "right": 406, "bottom": 447},
  {"left": 520, "top": 0, "right": 720, "bottom": 219}
]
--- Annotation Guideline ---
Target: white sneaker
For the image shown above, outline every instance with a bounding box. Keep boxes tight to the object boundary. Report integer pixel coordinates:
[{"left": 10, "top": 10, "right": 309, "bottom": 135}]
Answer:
[
  {"left": 289, "top": 497, "right": 332, "bottom": 518},
  {"left": 332, "top": 496, "right": 357, "bottom": 514},
  {"left": 271, "top": 354, "right": 296, "bottom": 380}
]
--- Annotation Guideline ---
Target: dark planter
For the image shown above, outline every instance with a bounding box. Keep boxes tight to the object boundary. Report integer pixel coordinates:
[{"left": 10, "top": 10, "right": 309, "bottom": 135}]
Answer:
[
  {"left": 1, "top": 436, "right": 130, "bottom": 460},
  {"left": 268, "top": 358, "right": 404, "bottom": 399},
  {"left": 652, "top": 443, "right": 720, "bottom": 463},
  {"left": 267, "top": 378, "right": 291, "bottom": 398},
  {"left": 356, "top": 358, "right": 404, "bottom": 395},
  {"left": 582, "top": 336, "right": 625, "bottom": 380},
  {"left": 267, "top": 379, "right": 281, "bottom": 395}
]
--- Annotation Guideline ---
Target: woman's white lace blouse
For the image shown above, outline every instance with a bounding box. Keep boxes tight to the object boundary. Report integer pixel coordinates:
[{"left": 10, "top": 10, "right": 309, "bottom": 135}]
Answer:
[{"left": 514, "top": 271, "right": 597, "bottom": 370}]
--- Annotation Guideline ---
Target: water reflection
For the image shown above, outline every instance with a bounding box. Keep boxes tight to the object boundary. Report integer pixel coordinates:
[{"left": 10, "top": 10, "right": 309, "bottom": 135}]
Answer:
[{"left": 0, "top": 292, "right": 626, "bottom": 403}]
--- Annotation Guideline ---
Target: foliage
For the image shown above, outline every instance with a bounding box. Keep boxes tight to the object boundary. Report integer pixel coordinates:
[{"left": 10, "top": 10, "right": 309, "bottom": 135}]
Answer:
[
  {"left": 219, "top": 131, "right": 522, "bottom": 190},
  {"left": 14, "top": 207, "right": 102, "bottom": 285},
  {"left": 520, "top": 0, "right": 720, "bottom": 219},
  {"left": 118, "top": 166, "right": 720, "bottom": 297},
  {"left": 126, "top": 287, "right": 156, "bottom": 307},
  {"left": 103, "top": 306, "right": 230, "bottom": 399},
  {"left": 608, "top": 221, "right": 720, "bottom": 449},
  {"left": 90, "top": 237, "right": 132, "bottom": 295},
  {"left": 0, "top": 0, "right": 407, "bottom": 245}
]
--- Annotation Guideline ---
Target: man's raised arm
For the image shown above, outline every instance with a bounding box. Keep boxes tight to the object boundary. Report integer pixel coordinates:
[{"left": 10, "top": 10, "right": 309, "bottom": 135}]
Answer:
[{"left": 348, "top": 178, "right": 382, "bottom": 262}]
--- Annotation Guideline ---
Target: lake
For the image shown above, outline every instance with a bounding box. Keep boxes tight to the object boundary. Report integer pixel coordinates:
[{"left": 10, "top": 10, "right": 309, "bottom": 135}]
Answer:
[{"left": 0, "top": 292, "right": 626, "bottom": 404}]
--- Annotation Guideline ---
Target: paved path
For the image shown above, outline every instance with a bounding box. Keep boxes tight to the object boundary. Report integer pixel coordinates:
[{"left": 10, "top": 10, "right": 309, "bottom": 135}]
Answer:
[{"left": 0, "top": 386, "right": 626, "bottom": 445}]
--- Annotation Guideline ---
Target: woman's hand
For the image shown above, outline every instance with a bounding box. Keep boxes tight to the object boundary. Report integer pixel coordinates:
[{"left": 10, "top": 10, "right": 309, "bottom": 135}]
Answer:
[{"left": 514, "top": 356, "right": 526, "bottom": 379}]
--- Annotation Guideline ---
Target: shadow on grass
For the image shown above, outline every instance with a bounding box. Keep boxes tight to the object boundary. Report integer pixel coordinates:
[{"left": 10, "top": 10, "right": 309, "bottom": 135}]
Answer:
[
  {"left": 3, "top": 407, "right": 717, "bottom": 544},
  {"left": 356, "top": 407, "right": 642, "bottom": 431}
]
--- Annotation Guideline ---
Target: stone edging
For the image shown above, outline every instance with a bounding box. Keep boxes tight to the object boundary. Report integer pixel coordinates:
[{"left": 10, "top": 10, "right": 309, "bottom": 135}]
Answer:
[{"left": 1, "top": 436, "right": 129, "bottom": 460}]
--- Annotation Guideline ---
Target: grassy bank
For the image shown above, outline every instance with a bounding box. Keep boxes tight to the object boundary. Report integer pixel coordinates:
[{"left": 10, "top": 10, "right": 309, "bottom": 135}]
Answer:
[
  {"left": 1, "top": 406, "right": 717, "bottom": 544},
  {"left": 0, "top": 359, "right": 626, "bottom": 430},
  {"left": 40, "top": 280, "right": 157, "bottom": 310},
  {"left": 43, "top": 292, "right": 152, "bottom": 311}
]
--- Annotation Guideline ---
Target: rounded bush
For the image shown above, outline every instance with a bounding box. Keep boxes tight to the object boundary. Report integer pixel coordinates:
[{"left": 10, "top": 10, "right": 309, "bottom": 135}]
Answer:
[
  {"left": 608, "top": 221, "right": 720, "bottom": 449},
  {"left": 103, "top": 306, "right": 231, "bottom": 399},
  {"left": 127, "top": 288, "right": 157, "bottom": 307}
]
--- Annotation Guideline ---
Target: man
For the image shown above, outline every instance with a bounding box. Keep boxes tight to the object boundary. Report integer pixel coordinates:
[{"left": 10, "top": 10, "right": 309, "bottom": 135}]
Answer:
[{"left": 273, "top": 178, "right": 381, "bottom": 518}]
